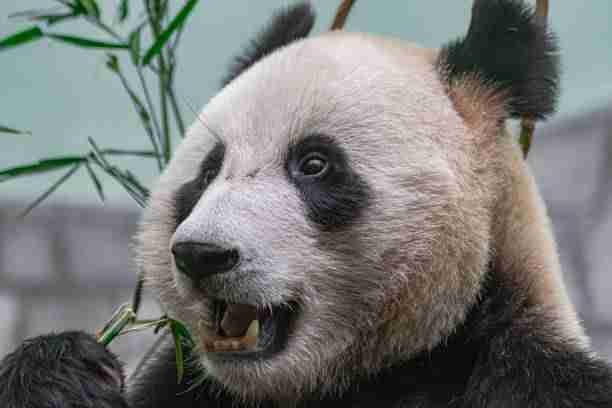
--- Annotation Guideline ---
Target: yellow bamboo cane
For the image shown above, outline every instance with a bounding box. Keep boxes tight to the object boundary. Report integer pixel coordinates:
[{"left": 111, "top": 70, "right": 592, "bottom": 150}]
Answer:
[
  {"left": 330, "top": 0, "right": 357, "bottom": 30},
  {"left": 520, "top": 0, "right": 550, "bottom": 158}
]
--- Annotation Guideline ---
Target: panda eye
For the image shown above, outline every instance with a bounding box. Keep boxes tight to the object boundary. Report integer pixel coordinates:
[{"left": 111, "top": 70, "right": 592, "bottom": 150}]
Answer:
[{"left": 298, "top": 153, "right": 329, "bottom": 177}]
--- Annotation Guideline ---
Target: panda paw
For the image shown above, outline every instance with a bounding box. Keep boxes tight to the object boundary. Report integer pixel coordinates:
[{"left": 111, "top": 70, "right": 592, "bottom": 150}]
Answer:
[{"left": 0, "top": 331, "right": 129, "bottom": 408}]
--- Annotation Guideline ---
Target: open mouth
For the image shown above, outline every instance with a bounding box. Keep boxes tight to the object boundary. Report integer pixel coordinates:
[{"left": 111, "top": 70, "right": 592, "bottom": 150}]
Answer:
[{"left": 203, "top": 299, "right": 295, "bottom": 360}]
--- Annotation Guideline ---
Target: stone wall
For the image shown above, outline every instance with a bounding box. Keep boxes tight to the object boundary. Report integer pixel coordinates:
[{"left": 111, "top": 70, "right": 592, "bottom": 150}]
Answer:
[
  {"left": 0, "top": 205, "right": 161, "bottom": 373},
  {"left": 1, "top": 104, "right": 612, "bottom": 372}
]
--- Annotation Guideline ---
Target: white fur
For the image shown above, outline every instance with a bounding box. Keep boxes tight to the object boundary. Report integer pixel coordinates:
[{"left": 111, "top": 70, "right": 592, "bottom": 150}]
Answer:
[{"left": 135, "top": 31, "right": 586, "bottom": 402}]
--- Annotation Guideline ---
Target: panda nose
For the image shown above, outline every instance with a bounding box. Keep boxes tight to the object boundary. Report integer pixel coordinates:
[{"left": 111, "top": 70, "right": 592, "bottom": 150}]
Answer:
[{"left": 171, "top": 242, "right": 240, "bottom": 280}]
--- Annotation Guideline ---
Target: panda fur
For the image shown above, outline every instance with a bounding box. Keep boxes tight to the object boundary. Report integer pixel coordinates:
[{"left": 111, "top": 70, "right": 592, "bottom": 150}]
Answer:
[{"left": 2, "top": 1, "right": 612, "bottom": 407}]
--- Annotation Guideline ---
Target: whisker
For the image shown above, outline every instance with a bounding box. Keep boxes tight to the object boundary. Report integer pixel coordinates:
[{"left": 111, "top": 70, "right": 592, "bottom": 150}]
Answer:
[{"left": 179, "top": 93, "right": 223, "bottom": 143}]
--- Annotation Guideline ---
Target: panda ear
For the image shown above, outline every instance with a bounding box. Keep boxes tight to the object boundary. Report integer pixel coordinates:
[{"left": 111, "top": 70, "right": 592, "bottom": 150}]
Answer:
[
  {"left": 222, "top": 2, "right": 316, "bottom": 87},
  {"left": 437, "top": 0, "right": 560, "bottom": 121}
]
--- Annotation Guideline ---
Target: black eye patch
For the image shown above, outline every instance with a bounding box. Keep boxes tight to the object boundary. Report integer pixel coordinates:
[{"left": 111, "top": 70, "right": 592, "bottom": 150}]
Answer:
[
  {"left": 286, "top": 135, "right": 371, "bottom": 230},
  {"left": 173, "top": 142, "right": 225, "bottom": 227}
]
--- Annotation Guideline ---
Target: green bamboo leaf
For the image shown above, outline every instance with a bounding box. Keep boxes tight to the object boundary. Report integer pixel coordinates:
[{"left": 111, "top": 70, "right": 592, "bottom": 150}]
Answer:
[
  {"left": 0, "top": 27, "right": 44, "bottom": 51},
  {"left": 169, "top": 319, "right": 195, "bottom": 347},
  {"left": 0, "top": 156, "right": 84, "bottom": 182},
  {"left": 20, "top": 163, "right": 82, "bottom": 218},
  {"left": 102, "top": 149, "right": 159, "bottom": 158},
  {"left": 88, "top": 137, "right": 148, "bottom": 207},
  {"left": 0, "top": 125, "right": 30, "bottom": 135},
  {"left": 123, "top": 170, "right": 150, "bottom": 199},
  {"left": 117, "top": 0, "right": 129, "bottom": 22},
  {"left": 85, "top": 160, "right": 105, "bottom": 202},
  {"left": 170, "top": 322, "right": 186, "bottom": 384},
  {"left": 142, "top": 0, "right": 198, "bottom": 66},
  {"left": 128, "top": 26, "right": 142, "bottom": 65},
  {"left": 106, "top": 53, "right": 119, "bottom": 72},
  {"left": 46, "top": 33, "right": 128, "bottom": 49},
  {"left": 77, "top": 0, "right": 100, "bottom": 19},
  {"left": 10, "top": 9, "right": 79, "bottom": 26},
  {"left": 104, "top": 53, "right": 162, "bottom": 170},
  {"left": 54, "top": 0, "right": 77, "bottom": 9}
]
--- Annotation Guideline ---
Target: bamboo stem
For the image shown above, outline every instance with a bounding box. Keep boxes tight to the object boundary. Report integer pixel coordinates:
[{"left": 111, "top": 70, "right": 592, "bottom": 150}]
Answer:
[
  {"left": 535, "top": 0, "right": 549, "bottom": 25},
  {"left": 330, "top": 0, "right": 357, "bottom": 30},
  {"left": 519, "top": 0, "right": 550, "bottom": 158}
]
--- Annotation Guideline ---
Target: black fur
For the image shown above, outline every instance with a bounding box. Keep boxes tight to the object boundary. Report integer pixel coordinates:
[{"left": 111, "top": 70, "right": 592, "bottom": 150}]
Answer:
[
  {"left": 174, "top": 142, "right": 225, "bottom": 227},
  {"left": 437, "top": 0, "right": 560, "bottom": 120},
  {"left": 126, "top": 264, "right": 612, "bottom": 407},
  {"left": 3, "top": 269, "right": 612, "bottom": 407},
  {"left": 0, "top": 331, "right": 128, "bottom": 408},
  {"left": 221, "top": 2, "right": 316, "bottom": 87},
  {"left": 286, "top": 134, "right": 372, "bottom": 230}
]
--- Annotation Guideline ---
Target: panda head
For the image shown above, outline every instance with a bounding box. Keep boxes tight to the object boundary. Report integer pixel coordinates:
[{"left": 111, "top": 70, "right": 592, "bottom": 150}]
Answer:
[{"left": 137, "top": 0, "right": 572, "bottom": 401}]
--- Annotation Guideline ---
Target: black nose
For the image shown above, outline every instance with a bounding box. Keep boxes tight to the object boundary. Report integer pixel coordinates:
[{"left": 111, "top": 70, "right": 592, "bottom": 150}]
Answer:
[{"left": 171, "top": 242, "right": 239, "bottom": 280}]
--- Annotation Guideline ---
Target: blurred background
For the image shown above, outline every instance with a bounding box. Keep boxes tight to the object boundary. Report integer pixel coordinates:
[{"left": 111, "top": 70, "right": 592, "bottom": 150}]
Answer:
[{"left": 1, "top": 1, "right": 611, "bottom": 371}]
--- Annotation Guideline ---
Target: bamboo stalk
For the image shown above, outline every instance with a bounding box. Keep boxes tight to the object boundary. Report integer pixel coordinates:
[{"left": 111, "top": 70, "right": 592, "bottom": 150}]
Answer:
[
  {"left": 520, "top": 0, "right": 550, "bottom": 158},
  {"left": 330, "top": 0, "right": 357, "bottom": 30}
]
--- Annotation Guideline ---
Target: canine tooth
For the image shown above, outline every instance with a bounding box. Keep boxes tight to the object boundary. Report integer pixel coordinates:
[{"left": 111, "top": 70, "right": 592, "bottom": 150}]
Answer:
[
  {"left": 221, "top": 304, "right": 258, "bottom": 337},
  {"left": 246, "top": 319, "right": 260, "bottom": 338}
]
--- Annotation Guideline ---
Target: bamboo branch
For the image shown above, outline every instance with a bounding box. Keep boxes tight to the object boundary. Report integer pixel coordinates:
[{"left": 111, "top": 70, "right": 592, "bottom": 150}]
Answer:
[
  {"left": 330, "top": 0, "right": 357, "bottom": 30},
  {"left": 520, "top": 0, "right": 550, "bottom": 158}
]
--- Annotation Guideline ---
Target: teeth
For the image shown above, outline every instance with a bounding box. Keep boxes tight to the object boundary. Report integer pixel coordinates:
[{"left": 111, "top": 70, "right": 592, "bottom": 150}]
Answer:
[
  {"left": 246, "top": 319, "right": 259, "bottom": 338},
  {"left": 204, "top": 319, "right": 260, "bottom": 353},
  {"left": 221, "top": 304, "right": 258, "bottom": 337}
]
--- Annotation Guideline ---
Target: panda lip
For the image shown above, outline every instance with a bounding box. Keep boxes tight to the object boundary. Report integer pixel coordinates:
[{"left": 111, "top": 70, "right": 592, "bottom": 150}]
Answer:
[{"left": 203, "top": 300, "right": 294, "bottom": 360}]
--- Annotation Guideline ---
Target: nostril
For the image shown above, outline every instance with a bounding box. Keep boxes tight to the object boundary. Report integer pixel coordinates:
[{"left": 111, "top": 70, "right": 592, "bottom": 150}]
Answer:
[
  {"left": 206, "top": 249, "right": 239, "bottom": 270},
  {"left": 171, "top": 242, "right": 240, "bottom": 280}
]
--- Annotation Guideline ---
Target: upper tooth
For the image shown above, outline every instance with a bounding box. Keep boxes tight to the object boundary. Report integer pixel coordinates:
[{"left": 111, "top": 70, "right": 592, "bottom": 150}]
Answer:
[{"left": 221, "top": 304, "right": 258, "bottom": 337}]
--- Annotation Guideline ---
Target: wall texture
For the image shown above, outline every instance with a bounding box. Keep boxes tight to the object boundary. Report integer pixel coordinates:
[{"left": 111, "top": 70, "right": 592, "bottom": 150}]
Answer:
[{"left": 0, "top": 104, "right": 611, "bottom": 372}]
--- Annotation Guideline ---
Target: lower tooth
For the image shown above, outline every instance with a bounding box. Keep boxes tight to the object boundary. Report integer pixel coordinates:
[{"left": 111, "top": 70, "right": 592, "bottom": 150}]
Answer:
[{"left": 204, "top": 321, "right": 259, "bottom": 352}]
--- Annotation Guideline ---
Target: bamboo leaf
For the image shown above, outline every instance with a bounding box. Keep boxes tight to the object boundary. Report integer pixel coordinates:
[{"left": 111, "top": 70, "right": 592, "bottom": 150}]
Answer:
[
  {"left": 20, "top": 163, "right": 82, "bottom": 218},
  {"left": 106, "top": 53, "right": 119, "bottom": 72},
  {"left": 117, "top": 0, "right": 129, "bottom": 22},
  {"left": 10, "top": 9, "right": 80, "bottom": 26},
  {"left": 0, "top": 27, "right": 44, "bottom": 51},
  {"left": 123, "top": 170, "right": 150, "bottom": 199},
  {"left": 170, "top": 322, "right": 186, "bottom": 384},
  {"left": 85, "top": 160, "right": 105, "bottom": 202},
  {"left": 53, "top": 1, "right": 78, "bottom": 9},
  {"left": 77, "top": 0, "right": 100, "bottom": 19},
  {"left": 88, "top": 138, "right": 148, "bottom": 207},
  {"left": 142, "top": 0, "right": 198, "bottom": 66},
  {"left": 0, "top": 156, "right": 84, "bottom": 182},
  {"left": 105, "top": 54, "right": 163, "bottom": 169},
  {"left": 0, "top": 125, "right": 30, "bottom": 135},
  {"left": 169, "top": 319, "right": 195, "bottom": 347},
  {"left": 128, "top": 25, "right": 143, "bottom": 65},
  {"left": 102, "top": 149, "right": 159, "bottom": 158},
  {"left": 46, "top": 33, "right": 128, "bottom": 49}
]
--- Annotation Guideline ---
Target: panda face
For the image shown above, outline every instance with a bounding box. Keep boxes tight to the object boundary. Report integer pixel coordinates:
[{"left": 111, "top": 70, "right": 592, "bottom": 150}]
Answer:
[{"left": 137, "top": 32, "right": 493, "bottom": 400}]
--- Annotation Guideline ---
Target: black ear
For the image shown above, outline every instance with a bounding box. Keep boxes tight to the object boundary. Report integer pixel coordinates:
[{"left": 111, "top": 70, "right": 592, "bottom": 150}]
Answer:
[
  {"left": 437, "top": 0, "right": 560, "bottom": 120},
  {"left": 222, "top": 2, "right": 316, "bottom": 87}
]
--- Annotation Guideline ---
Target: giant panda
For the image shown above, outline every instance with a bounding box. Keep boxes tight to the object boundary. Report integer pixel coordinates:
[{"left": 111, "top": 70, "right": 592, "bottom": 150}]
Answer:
[{"left": 2, "top": 1, "right": 612, "bottom": 407}]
